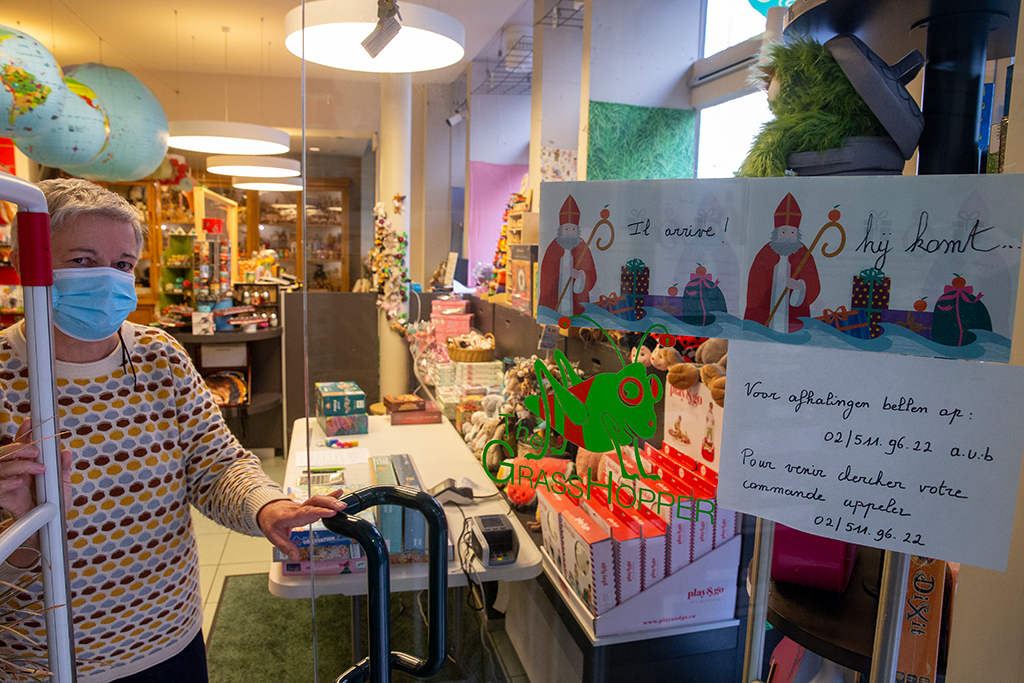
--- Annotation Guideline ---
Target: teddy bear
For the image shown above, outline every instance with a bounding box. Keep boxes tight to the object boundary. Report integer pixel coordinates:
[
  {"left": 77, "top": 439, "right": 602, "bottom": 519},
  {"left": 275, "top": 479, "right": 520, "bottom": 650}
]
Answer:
[
  {"left": 667, "top": 362, "right": 700, "bottom": 391},
  {"left": 695, "top": 337, "right": 727, "bottom": 366},
  {"left": 666, "top": 338, "right": 728, "bottom": 405},
  {"left": 696, "top": 338, "right": 728, "bottom": 407},
  {"left": 651, "top": 344, "right": 684, "bottom": 372},
  {"left": 480, "top": 393, "right": 503, "bottom": 420}
]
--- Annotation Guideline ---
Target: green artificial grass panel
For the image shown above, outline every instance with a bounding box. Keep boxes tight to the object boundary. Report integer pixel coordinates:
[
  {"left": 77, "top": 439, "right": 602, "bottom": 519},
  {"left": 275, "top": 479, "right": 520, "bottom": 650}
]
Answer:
[
  {"left": 587, "top": 100, "right": 696, "bottom": 180},
  {"left": 206, "top": 573, "right": 499, "bottom": 683}
]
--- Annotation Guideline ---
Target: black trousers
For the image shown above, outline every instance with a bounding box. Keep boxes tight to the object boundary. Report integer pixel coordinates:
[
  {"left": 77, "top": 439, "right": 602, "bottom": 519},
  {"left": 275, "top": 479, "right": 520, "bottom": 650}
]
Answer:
[{"left": 110, "top": 630, "right": 208, "bottom": 683}]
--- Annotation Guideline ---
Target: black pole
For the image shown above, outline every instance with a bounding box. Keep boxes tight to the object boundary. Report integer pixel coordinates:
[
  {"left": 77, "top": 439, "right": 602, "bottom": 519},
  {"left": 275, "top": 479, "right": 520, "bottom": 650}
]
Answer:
[
  {"left": 325, "top": 485, "right": 449, "bottom": 683},
  {"left": 328, "top": 510, "right": 391, "bottom": 683},
  {"left": 917, "top": 11, "right": 992, "bottom": 174}
]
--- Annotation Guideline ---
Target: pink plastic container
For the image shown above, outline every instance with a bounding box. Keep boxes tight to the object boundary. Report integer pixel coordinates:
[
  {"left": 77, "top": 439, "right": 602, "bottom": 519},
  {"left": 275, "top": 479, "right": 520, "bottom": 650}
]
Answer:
[{"left": 771, "top": 524, "right": 858, "bottom": 592}]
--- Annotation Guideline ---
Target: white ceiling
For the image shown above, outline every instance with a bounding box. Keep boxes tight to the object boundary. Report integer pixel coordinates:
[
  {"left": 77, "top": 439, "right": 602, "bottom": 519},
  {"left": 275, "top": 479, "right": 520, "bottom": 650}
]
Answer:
[{"left": 0, "top": 0, "right": 532, "bottom": 86}]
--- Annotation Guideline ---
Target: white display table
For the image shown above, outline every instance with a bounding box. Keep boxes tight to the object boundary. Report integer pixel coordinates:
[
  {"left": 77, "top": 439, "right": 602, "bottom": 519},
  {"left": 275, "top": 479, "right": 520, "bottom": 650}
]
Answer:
[{"left": 269, "top": 416, "right": 542, "bottom": 599}]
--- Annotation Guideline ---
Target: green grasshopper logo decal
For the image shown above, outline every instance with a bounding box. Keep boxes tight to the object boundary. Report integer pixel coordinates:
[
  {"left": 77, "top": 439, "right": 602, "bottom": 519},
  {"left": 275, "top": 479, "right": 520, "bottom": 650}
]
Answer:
[{"left": 486, "top": 314, "right": 667, "bottom": 482}]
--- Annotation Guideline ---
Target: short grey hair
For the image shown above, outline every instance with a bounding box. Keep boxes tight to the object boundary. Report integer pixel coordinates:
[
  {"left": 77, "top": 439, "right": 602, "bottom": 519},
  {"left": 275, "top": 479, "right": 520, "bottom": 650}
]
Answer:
[{"left": 11, "top": 178, "right": 147, "bottom": 253}]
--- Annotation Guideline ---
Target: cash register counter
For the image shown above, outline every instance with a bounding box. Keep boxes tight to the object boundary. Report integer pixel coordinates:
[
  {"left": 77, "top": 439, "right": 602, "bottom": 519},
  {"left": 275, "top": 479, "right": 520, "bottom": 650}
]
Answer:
[{"left": 269, "top": 416, "right": 542, "bottom": 598}]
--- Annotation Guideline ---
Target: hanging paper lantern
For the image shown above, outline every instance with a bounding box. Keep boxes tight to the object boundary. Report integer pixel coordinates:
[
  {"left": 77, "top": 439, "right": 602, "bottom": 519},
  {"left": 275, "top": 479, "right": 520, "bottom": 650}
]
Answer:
[
  {"left": 747, "top": 0, "right": 795, "bottom": 17},
  {"left": 0, "top": 24, "right": 68, "bottom": 138}
]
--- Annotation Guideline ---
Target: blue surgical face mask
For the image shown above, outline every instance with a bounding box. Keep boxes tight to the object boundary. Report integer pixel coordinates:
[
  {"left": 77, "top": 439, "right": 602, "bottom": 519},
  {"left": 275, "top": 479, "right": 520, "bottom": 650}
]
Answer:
[{"left": 51, "top": 267, "right": 137, "bottom": 342}]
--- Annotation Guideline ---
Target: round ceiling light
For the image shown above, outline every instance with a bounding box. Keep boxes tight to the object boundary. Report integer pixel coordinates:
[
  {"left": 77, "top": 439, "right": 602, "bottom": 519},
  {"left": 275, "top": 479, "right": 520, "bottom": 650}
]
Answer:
[
  {"left": 168, "top": 121, "right": 291, "bottom": 155},
  {"left": 232, "top": 177, "right": 303, "bottom": 192},
  {"left": 284, "top": 0, "right": 465, "bottom": 73},
  {"left": 207, "top": 155, "right": 301, "bottom": 178}
]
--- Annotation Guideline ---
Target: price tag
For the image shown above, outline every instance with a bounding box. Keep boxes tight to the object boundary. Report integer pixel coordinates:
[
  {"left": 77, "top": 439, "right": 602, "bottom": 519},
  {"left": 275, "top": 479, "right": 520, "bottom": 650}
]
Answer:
[{"left": 719, "top": 341, "right": 1024, "bottom": 571}]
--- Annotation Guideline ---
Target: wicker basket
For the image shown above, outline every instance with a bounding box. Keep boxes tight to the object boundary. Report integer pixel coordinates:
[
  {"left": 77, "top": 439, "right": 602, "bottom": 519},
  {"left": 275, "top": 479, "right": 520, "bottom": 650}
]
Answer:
[{"left": 447, "top": 333, "right": 495, "bottom": 362}]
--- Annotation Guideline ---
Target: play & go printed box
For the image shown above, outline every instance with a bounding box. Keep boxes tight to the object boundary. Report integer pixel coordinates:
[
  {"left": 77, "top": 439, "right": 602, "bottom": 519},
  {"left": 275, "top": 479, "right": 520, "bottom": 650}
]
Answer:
[{"left": 560, "top": 504, "right": 616, "bottom": 616}]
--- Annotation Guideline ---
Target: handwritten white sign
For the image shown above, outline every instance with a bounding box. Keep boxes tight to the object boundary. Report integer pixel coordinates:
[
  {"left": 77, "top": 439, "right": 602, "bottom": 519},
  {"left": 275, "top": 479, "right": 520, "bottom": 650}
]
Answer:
[{"left": 719, "top": 341, "right": 1024, "bottom": 571}]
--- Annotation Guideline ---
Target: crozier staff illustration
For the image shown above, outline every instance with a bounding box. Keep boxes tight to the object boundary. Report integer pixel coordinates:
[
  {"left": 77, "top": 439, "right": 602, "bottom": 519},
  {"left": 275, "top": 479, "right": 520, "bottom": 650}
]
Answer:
[
  {"left": 745, "top": 193, "right": 824, "bottom": 333},
  {"left": 539, "top": 195, "right": 611, "bottom": 316}
]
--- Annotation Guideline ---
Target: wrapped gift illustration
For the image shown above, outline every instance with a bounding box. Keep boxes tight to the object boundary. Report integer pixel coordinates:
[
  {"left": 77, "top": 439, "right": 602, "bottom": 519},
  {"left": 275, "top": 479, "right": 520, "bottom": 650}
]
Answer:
[
  {"left": 851, "top": 268, "right": 890, "bottom": 338},
  {"left": 680, "top": 266, "right": 727, "bottom": 326},
  {"left": 879, "top": 309, "right": 933, "bottom": 340},
  {"left": 595, "top": 292, "right": 645, "bottom": 322},
  {"left": 596, "top": 292, "right": 632, "bottom": 317},
  {"left": 815, "top": 306, "right": 871, "bottom": 339},
  {"left": 620, "top": 259, "right": 650, "bottom": 296},
  {"left": 932, "top": 277, "right": 992, "bottom": 347},
  {"left": 643, "top": 295, "right": 685, "bottom": 319}
]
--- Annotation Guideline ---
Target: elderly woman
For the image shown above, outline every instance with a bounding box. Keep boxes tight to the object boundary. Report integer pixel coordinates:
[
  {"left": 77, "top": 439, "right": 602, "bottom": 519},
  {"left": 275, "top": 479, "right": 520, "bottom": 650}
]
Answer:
[{"left": 0, "top": 178, "right": 342, "bottom": 682}]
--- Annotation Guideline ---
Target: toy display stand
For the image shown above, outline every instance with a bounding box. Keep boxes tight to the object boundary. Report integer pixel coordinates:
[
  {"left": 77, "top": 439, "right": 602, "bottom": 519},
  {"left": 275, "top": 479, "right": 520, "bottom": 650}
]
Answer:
[
  {"left": 767, "top": 546, "right": 884, "bottom": 673},
  {"left": 742, "top": 520, "right": 910, "bottom": 683}
]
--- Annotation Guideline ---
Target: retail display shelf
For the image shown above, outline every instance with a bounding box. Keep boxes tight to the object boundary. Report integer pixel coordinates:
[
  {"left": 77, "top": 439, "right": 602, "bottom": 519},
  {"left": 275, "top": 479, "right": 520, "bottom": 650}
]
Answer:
[
  {"left": 540, "top": 544, "right": 741, "bottom": 646},
  {"left": 766, "top": 546, "right": 882, "bottom": 673},
  {"left": 168, "top": 327, "right": 282, "bottom": 344},
  {"left": 220, "top": 392, "right": 281, "bottom": 415}
]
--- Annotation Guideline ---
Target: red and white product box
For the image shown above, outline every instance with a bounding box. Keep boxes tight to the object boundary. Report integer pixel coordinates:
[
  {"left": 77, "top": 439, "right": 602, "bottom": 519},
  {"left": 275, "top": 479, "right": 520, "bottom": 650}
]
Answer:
[
  {"left": 610, "top": 501, "right": 666, "bottom": 591},
  {"left": 713, "top": 505, "right": 739, "bottom": 549},
  {"left": 560, "top": 505, "right": 616, "bottom": 616},
  {"left": 662, "top": 441, "right": 720, "bottom": 490},
  {"left": 581, "top": 496, "right": 642, "bottom": 603},
  {"left": 537, "top": 487, "right": 576, "bottom": 577},
  {"left": 605, "top": 451, "right": 690, "bottom": 576},
  {"left": 647, "top": 478, "right": 697, "bottom": 575}
]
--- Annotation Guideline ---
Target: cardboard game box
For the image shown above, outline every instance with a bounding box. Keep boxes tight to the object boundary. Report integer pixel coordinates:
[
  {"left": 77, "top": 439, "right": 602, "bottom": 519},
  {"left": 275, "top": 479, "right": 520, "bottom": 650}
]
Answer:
[
  {"left": 281, "top": 557, "right": 368, "bottom": 576},
  {"left": 390, "top": 401, "right": 443, "bottom": 425},
  {"left": 609, "top": 500, "right": 666, "bottom": 591},
  {"left": 318, "top": 413, "right": 369, "bottom": 436},
  {"left": 537, "top": 487, "right": 577, "bottom": 577},
  {"left": 560, "top": 505, "right": 616, "bottom": 616},
  {"left": 315, "top": 381, "right": 367, "bottom": 416},
  {"left": 896, "top": 556, "right": 947, "bottom": 683},
  {"left": 581, "top": 496, "right": 642, "bottom": 604},
  {"left": 383, "top": 394, "right": 425, "bottom": 412}
]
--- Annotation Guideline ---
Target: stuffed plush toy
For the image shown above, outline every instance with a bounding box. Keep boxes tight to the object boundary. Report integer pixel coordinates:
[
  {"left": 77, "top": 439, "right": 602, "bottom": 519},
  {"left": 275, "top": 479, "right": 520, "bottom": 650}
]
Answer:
[
  {"left": 695, "top": 337, "right": 728, "bottom": 366},
  {"left": 480, "top": 393, "right": 503, "bottom": 420},
  {"left": 631, "top": 344, "right": 652, "bottom": 367},
  {"left": 667, "top": 363, "right": 699, "bottom": 391},
  {"left": 651, "top": 344, "right": 684, "bottom": 372},
  {"left": 697, "top": 338, "right": 728, "bottom": 407},
  {"left": 575, "top": 448, "right": 605, "bottom": 481},
  {"left": 737, "top": 36, "right": 886, "bottom": 178}
]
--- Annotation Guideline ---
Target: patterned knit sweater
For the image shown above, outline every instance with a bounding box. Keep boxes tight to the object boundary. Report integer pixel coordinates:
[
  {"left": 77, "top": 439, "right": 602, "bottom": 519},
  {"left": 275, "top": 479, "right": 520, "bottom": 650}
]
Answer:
[{"left": 0, "top": 321, "right": 288, "bottom": 681}]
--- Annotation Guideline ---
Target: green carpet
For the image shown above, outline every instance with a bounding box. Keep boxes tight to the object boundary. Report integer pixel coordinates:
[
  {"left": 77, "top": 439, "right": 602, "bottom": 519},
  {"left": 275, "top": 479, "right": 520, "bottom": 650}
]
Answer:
[{"left": 206, "top": 574, "right": 504, "bottom": 683}]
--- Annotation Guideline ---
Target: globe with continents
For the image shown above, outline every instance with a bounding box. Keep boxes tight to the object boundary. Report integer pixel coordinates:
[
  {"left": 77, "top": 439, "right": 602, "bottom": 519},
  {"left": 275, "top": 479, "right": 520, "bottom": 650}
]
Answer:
[
  {"left": 15, "top": 69, "right": 108, "bottom": 169},
  {"left": 45, "top": 63, "right": 168, "bottom": 181},
  {"left": 0, "top": 24, "right": 67, "bottom": 138}
]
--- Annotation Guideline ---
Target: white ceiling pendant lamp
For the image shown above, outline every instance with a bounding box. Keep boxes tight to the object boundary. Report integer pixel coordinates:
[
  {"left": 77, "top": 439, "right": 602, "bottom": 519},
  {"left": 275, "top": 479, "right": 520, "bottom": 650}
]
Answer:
[
  {"left": 232, "top": 176, "right": 303, "bottom": 192},
  {"left": 207, "top": 154, "right": 301, "bottom": 177},
  {"left": 284, "top": 0, "right": 465, "bottom": 73},
  {"left": 169, "top": 27, "right": 292, "bottom": 155},
  {"left": 169, "top": 121, "right": 291, "bottom": 155}
]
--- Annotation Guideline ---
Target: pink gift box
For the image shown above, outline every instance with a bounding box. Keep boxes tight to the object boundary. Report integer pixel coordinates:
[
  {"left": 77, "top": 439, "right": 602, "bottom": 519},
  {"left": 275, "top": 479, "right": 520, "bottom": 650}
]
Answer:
[{"left": 771, "top": 524, "right": 858, "bottom": 592}]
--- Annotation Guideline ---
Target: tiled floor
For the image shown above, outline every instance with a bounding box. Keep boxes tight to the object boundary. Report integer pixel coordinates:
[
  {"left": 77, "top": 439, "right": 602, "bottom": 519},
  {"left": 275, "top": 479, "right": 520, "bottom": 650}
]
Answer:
[{"left": 196, "top": 454, "right": 287, "bottom": 641}]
